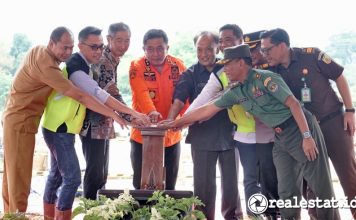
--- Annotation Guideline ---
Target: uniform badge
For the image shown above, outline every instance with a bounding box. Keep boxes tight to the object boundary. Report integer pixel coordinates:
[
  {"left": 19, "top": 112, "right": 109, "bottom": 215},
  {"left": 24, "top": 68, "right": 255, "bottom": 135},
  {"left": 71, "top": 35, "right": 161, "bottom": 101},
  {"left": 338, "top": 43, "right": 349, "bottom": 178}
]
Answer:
[
  {"left": 268, "top": 82, "right": 278, "bottom": 92},
  {"left": 149, "top": 90, "right": 156, "bottom": 99},
  {"left": 144, "top": 72, "right": 156, "bottom": 81},
  {"left": 263, "top": 77, "right": 272, "bottom": 87},
  {"left": 302, "top": 48, "right": 314, "bottom": 54},
  {"left": 255, "top": 73, "right": 262, "bottom": 79},
  {"left": 321, "top": 53, "right": 332, "bottom": 64},
  {"left": 262, "top": 63, "right": 269, "bottom": 69}
]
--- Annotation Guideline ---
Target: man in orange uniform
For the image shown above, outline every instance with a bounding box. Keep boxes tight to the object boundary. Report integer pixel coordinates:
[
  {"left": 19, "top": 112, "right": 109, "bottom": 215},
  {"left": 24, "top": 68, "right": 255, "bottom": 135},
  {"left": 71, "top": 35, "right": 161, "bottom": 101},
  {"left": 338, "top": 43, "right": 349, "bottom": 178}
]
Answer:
[{"left": 129, "top": 29, "right": 186, "bottom": 190}]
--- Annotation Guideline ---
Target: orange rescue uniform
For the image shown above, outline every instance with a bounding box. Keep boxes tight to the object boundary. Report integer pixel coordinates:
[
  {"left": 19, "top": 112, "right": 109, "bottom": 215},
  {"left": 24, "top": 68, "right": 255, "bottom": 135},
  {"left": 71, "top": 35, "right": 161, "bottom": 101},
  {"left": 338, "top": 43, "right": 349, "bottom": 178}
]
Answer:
[{"left": 129, "top": 55, "right": 186, "bottom": 147}]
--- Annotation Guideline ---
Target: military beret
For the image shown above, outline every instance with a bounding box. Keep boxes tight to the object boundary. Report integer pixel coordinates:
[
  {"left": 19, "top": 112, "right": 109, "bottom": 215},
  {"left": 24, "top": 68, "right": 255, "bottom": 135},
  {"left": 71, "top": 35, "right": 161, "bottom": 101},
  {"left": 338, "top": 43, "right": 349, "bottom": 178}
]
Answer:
[
  {"left": 217, "top": 44, "right": 251, "bottom": 65},
  {"left": 243, "top": 30, "right": 266, "bottom": 49}
]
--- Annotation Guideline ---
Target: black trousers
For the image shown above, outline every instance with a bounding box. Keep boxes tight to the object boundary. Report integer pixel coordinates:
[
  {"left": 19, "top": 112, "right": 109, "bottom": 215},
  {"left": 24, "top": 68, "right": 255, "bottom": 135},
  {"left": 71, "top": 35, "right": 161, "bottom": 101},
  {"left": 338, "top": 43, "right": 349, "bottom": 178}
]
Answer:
[
  {"left": 130, "top": 140, "right": 180, "bottom": 190},
  {"left": 80, "top": 135, "right": 110, "bottom": 200},
  {"left": 191, "top": 147, "right": 242, "bottom": 220}
]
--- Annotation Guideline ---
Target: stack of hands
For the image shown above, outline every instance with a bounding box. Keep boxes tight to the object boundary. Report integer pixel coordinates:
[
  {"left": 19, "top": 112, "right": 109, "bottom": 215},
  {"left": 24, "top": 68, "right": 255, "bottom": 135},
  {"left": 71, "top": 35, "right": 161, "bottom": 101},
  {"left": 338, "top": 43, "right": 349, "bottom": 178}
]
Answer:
[{"left": 113, "top": 110, "right": 192, "bottom": 130}]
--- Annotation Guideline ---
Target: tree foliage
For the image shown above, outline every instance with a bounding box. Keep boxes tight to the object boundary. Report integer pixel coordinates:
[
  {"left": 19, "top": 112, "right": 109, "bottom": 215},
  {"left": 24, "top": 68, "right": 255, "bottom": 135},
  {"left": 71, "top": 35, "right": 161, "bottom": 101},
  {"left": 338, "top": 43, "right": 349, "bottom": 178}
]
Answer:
[
  {"left": 0, "top": 71, "right": 12, "bottom": 111},
  {"left": 325, "top": 31, "right": 356, "bottom": 65},
  {"left": 9, "top": 33, "right": 32, "bottom": 75}
]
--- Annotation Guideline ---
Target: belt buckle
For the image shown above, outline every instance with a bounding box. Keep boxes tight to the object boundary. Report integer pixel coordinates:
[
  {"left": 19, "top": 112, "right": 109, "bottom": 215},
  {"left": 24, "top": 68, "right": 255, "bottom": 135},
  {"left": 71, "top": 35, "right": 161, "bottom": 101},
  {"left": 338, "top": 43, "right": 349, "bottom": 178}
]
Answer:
[{"left": 274, "top": 127, "right": 282, "bottom": 134}]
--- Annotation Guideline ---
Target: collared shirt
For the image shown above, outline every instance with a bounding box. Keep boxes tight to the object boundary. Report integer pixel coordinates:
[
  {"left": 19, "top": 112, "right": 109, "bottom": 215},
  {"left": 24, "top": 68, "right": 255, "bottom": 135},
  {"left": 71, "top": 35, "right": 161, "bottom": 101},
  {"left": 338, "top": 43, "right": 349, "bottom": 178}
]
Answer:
[
  {"left": 80, "top": 47, "right": 124, "bottom": 139},
  {"left": 129, "top": 55, "right": 186, "bottom": 146},
  {"left": 276, "top": 48, "right": 343, "bottom": 120},
  {"left": 173, "top": 62, "right": 234, "bottom": 151},
  {"left": 3, "top": 45, "right": 72, "bottom": 133},
  {"left": 215, "top": 68, "right": 293, "bottom": 128}
]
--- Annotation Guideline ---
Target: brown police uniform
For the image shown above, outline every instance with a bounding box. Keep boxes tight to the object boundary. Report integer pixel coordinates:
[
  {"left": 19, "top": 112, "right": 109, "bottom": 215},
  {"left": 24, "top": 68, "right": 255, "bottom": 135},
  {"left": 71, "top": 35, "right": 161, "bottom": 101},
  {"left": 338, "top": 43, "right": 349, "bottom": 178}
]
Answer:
[
  {"left": 276, "top": 47, "right": 356, "bottom": 217},
  {"left": 2, "top": 46, "right": 72, "bottom": 212}
]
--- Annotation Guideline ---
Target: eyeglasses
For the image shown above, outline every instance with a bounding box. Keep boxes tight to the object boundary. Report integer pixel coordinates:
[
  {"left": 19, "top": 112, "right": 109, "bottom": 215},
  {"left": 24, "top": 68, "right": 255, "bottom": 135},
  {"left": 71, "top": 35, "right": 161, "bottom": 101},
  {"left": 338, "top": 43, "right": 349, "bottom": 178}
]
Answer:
[
  {"left": 260, "top": 44, "right": 278, "bottom": 55},
  {"left": 81, "top": 42, "right": 104, "bottom": 51}
]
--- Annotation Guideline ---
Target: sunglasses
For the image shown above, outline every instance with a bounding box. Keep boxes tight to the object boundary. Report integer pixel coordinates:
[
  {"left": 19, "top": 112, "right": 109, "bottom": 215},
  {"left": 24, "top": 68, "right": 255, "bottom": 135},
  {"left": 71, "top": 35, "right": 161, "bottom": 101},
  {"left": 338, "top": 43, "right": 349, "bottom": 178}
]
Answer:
[{"left": 81, "top": 42, "right": 104, "bottom": 51}]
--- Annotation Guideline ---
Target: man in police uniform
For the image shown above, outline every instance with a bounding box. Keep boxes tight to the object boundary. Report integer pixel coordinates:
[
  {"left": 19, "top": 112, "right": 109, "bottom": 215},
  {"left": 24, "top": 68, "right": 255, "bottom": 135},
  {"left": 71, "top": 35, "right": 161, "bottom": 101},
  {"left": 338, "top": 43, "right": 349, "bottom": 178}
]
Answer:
[
  {"left": 260, "top": 28, "right": 356, "bottom": 218},
  {"left": 162, "top": 44, "right": 340, "bottom": 220},
  {"left": 244, "top": 30, "right": 269, "bottom": 69},
  {"left": 244, "top": 31, "right": 279, "bottom": 219}
]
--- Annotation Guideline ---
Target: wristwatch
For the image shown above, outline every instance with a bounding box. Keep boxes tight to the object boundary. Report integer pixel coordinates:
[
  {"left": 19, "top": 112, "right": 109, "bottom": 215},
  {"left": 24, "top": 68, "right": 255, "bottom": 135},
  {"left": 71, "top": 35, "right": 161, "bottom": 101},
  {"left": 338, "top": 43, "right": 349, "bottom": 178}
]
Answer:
[
  {"left": 302, "top": 131, "right": 312, "bottom": 139},
  {"left": 345, "top": 108, "right": 355, "bottom": 113}
]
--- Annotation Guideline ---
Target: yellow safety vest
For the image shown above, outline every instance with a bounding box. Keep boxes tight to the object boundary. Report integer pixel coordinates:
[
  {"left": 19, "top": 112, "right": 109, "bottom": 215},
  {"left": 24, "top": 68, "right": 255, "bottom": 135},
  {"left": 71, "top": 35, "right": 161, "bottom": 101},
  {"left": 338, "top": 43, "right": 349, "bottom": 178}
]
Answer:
[
  {"left": 42, "top": 67, "right": 86, "bottom": 134},
  {"left": 218, "top": 71, "right": 256, "bottom": 133}
]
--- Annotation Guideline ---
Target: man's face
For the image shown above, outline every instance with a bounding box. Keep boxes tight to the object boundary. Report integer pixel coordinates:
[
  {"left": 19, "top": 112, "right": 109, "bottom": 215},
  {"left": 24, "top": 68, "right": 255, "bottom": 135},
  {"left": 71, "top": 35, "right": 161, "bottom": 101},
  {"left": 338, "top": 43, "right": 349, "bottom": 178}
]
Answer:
[
  {"left": 78, "top": 34, "right": 104, "bottom": 64},
  {"left": 261, "top": 38, "right": 282, "bottom": 67},
  {"left": 218, "top": 29, "right": 242, "bottom": 52},
  {"left": 250, "top": 44, "right": 266, "bottom": 66},
  {"left": 49, "top": 32, "right": 74, "bottom": 62},
  {"left": 143, "top": 37, "right": 168, "bottom": 67},
  {"left": 223, "top": 59, "right": 241, "bottom": 82},
  {"left": 196, "top": 35, "right": 218, "bottom": 70},
  {"left": 107, "top": 30, "right": 130, "bottom": 59}
]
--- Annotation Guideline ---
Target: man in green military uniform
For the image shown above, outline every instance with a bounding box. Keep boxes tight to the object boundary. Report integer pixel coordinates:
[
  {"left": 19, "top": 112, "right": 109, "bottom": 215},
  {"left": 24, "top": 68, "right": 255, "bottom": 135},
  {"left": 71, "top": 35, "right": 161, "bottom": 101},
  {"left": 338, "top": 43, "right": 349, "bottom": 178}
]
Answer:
[{"left": 162, "top": 44, "right": 340, "bottom": 220}]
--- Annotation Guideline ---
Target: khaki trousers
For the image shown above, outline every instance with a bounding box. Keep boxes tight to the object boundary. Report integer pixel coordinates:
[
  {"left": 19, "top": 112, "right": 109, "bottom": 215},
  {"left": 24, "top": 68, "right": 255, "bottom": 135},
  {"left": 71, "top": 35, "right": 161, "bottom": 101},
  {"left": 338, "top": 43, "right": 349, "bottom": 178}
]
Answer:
[{"left": 2, "top": 122, "right": 35, "bottom": 212}]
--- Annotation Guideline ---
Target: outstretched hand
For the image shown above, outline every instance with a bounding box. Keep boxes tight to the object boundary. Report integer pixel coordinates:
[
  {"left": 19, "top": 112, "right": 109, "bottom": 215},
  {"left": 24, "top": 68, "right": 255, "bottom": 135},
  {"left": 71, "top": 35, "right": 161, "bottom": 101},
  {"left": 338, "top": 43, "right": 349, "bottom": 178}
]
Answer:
[
  {"left": 131, "top": 112, "right": 151, "bottom": 127},
  {"left": 157, "top": 119, "right": 192, "bottom": 131},
  {"left": 148, "top": 110, "right": 163, "bottom": 124},
  {"left": 113, "top": 113, "right": 129, "bottom": 129}
]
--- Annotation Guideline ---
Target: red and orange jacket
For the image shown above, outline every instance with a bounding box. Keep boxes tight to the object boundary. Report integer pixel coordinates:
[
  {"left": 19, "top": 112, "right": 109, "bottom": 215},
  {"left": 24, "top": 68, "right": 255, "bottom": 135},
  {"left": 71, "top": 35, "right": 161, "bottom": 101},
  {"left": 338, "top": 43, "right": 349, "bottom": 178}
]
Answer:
[{"left": 129, "top": 55, "right": 186, "bottom": 147}]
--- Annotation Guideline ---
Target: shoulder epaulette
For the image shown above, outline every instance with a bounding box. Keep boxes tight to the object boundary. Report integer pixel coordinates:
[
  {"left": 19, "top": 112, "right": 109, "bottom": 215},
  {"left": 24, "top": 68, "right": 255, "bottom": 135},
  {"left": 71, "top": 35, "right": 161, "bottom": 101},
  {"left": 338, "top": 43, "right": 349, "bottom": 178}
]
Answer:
[
  {"left": 256, "top": 63, "right": 269, "bottom": 70},
  {"left": 301, "top": 47, "right": 315, "bottom": 54},
  {"left": 254, "top": 72, "right": 262, "bottom": 80}
]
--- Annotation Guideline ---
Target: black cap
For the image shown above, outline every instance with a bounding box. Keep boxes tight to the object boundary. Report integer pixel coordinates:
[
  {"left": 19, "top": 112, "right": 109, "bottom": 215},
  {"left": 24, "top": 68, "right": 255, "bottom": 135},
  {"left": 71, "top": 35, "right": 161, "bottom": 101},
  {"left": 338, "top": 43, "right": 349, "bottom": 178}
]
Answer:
[
  {"left": 217, "top": 44, "right": 251, "bottom": 65},
  {"left": 243, "top": 30, "right": 266, "bottom": 49}
]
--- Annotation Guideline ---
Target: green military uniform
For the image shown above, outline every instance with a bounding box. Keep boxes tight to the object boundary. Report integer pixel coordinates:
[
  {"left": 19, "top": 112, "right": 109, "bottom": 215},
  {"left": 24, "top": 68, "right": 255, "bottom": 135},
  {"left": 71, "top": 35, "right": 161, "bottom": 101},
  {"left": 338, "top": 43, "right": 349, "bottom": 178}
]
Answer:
[{"left": 215, "top": 68, "right": 339, "bottom": 220}]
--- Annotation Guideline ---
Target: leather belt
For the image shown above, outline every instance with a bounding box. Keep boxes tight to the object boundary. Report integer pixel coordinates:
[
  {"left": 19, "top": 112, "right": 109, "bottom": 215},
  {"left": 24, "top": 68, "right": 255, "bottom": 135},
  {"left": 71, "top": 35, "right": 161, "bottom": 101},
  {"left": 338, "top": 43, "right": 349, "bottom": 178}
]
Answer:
[
  {"left": 318, "top": 109, "right": 343, "bottom": 125},
  {"left": 274, "top": 116, "right": 295, "bottom": 134}
]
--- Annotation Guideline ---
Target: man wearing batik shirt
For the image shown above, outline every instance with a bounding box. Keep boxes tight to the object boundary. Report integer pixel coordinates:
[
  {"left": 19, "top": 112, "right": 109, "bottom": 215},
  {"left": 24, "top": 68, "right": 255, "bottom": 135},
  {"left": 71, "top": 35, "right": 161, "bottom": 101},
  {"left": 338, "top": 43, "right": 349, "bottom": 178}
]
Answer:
[{"left": 80, "top": 22, "right": 131, "bottom": 200}]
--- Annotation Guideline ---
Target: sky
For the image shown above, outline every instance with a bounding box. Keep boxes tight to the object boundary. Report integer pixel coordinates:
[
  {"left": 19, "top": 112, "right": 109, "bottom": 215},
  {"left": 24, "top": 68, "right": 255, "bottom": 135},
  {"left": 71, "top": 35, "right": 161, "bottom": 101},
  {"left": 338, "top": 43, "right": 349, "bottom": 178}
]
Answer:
[{"left": 1, "top": 0, "right": 355, "bottom": 56}]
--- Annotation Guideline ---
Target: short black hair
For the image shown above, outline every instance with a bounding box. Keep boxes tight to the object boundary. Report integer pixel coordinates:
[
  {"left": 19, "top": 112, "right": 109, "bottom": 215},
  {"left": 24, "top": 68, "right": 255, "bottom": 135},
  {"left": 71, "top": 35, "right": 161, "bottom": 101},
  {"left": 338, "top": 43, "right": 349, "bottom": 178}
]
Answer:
[
  {"left": 143, "top": 29, "right": 168, "bottom": 45},
  {"left": 50, "top": 26, "right": 73, "bottom": 43},
  {"left": 260, "top": 28, "right": 290, "bottom": 47},
  {"left": 219, "top": 24, "right": 243, "bottom": 39},
  {"left": 78, "top": 26, "right": 102, "bottom": 42},
  {"left": 108, "top": 22, "right": 131, "bottom": 37},
  {"left": 193, "top": 31, "right": 219, "bottom": 45}
]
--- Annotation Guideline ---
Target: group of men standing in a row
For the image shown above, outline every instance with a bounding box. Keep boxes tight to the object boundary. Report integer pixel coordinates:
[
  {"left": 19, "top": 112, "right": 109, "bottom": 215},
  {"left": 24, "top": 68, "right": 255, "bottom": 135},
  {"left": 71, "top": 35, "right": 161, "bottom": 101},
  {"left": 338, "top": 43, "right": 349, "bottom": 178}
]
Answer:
[{"left": 1, "top": 21, "right": 355, "bottom": 220}]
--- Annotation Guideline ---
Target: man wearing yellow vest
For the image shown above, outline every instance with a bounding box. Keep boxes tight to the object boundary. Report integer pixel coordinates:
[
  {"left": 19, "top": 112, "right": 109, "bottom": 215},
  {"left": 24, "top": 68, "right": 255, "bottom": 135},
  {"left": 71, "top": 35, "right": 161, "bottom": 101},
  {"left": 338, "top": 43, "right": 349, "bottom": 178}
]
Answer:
[
  {"left": 41, "top": 26, "right": 149, "bottom": 220},
  {"left": 1, "top": 26, "right": 143, "bottom": 216}
]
